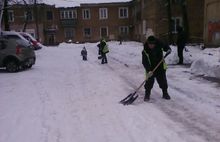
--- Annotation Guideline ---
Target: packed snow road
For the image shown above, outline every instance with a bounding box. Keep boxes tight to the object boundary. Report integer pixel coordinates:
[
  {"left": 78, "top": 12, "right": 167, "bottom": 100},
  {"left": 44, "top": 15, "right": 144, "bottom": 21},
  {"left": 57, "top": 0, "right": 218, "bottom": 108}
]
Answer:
[{"left": 0, "top": 42, "right": 220, "bottom": 142}]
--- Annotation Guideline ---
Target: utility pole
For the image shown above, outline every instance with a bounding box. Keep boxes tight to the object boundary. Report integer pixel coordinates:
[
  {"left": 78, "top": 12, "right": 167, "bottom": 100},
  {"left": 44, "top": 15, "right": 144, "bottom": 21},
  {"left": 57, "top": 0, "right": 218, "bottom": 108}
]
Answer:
[
  {"left": 3, "top": 0, "right": 10, "bottom": 31},
  {"left": 22, "top": 0, "right": 30, "bottom": 32},
  {"left": 34, "top": 0, "right": 39, "bottom": 41}
]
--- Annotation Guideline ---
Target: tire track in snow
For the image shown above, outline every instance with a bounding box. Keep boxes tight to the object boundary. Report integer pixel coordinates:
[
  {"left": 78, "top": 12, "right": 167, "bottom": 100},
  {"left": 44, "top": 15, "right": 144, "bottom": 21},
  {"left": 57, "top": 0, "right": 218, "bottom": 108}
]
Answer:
[{"left": 72, "top": 47, "right": 140, "bottom": 142}]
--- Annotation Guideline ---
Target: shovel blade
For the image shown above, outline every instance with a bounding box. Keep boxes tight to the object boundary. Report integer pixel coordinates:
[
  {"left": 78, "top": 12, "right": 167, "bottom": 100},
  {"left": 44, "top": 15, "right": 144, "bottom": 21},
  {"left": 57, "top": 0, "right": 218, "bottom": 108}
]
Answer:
[
  {"left": 119, "top": 92, "right": 136, "bottom": 104},
  {"left": 123, "top": 95, "right": 139, "bottom": 105}
]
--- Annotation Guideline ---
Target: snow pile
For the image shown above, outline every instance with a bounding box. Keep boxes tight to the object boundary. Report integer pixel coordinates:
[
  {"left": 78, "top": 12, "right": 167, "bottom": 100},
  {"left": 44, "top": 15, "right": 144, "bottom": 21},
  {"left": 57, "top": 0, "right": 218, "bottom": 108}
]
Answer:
[
  {"left": 190, "top": 47, "right": 220, "bottom": 78},
  {"left": 165, "top": 45, "right": 194, "bottom": 65},
  {"left": 58, "top": 41, "right": 220, "bottom": 79},
  {"left": 166, "top": 44, "right": 220, "bottom": 79}
]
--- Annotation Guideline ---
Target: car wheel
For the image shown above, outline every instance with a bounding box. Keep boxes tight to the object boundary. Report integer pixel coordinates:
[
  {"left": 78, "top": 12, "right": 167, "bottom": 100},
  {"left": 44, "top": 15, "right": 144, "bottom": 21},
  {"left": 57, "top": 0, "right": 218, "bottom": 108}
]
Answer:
[
  {"left": 6, "top": 60, "right": 19, "bottom": 72},
  {"left": 27, "top": 64, "right": 32, "bottom": 69}
]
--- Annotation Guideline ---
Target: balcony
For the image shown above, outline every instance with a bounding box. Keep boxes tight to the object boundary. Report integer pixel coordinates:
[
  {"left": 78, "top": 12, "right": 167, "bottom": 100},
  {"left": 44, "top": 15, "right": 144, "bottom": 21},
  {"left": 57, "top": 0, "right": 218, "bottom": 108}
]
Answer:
[{"left": 60, "top": 19, "right": 77, "bottom": 28}]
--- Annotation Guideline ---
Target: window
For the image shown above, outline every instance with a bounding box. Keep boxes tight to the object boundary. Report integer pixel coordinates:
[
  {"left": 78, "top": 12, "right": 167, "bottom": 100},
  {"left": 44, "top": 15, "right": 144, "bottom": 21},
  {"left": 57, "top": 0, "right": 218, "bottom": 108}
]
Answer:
[
  {"left": 29, "top": 33, "right": 35, "bottom": 38},
  {"left": 60, "top": 10, "right": 77, "bottom": 19},
  {"left": 100, "top": 27, "right": 108, "bottom": 37},
  {"left": 47, "top": 11, "right": 53, "bottom": 20},
  {"left": 24, "top": 11, "right": 33, "bottom": 21},
  {"left": 65, "top": 11, "right": 68, "bottom": 19},
  {"left": 83, "top": 9, "right": 90, "bottom": 19},
  {"left": 84, "top": 28, "right": 91, "bottom": 37},
  {"left": 119, "top": 26, "right": 129, "bottom": 35},
  {"left": 8, "top": 10, "right": 14, "bottom": 22},
  {"left": 65, "top": 28, "right": 75, "bottom": 39},
  {"left": 119, "top": 7, "right": 128, "bottom": 18},
  {"left": 99, "top": 8, "right": 108, "bottom": 19},
  {"left": 171, "top": 17, "right": 182, "bottom": 33}
]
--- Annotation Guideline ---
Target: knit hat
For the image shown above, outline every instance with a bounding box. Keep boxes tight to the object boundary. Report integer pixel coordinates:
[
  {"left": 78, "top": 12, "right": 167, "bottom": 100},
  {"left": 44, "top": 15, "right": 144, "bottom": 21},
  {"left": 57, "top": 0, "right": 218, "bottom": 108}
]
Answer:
[{"left": 147, "top": 36, "right": 156, "bottom": 44}]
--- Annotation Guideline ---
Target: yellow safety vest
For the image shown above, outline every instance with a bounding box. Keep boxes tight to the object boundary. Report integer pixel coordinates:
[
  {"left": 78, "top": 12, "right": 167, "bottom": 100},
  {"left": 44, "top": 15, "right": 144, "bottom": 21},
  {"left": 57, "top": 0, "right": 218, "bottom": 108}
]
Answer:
[{"left": 143, "top": 50, "right": 167, "bottom": 70}]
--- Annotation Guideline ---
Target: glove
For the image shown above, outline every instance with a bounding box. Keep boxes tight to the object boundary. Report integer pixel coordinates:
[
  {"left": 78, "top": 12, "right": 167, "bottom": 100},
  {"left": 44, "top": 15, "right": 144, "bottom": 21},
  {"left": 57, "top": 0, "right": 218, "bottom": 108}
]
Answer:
[
  {"left": 167, "top": 49, "right": 171, "bottom": 55},
  {"left": 146, "top": 71, "right": 153, "bottom": 79}
]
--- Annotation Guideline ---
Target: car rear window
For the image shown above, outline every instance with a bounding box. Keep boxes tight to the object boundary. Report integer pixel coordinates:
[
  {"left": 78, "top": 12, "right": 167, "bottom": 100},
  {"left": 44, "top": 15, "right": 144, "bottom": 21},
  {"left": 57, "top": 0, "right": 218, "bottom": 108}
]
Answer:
[
  {"left": 21, "top": 33, "right": 36, "bottom": 41},
  {"left": 4, "top": 35, "right": 31, "bottom": 47},
  {"left": 5, "top": 35, "right": 20, "bottom": 40}
]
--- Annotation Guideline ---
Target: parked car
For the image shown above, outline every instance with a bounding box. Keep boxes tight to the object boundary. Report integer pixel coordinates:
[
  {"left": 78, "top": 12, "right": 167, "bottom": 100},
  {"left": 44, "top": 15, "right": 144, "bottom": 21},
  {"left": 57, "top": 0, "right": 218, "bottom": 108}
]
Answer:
[
  {"left": 19, "top": 32, "right": 43, "bottom": 50},
  {"left": 1, "top": 31, "right": 31, "bottom": 45},
  {"left": 0, "top": 37, "right": 36, "bottom": 72}
]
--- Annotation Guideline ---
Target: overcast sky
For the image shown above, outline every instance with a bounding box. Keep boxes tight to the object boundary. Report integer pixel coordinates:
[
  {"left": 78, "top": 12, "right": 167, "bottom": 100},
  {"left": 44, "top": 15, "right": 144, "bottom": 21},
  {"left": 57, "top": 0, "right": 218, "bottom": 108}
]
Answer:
[{"left": 42, "top": 0, "right": 131, "bottom": 7}]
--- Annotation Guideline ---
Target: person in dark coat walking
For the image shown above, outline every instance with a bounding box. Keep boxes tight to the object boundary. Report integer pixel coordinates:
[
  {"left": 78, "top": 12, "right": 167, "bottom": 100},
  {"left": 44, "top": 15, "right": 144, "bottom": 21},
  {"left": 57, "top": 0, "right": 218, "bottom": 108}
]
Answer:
[
  {"left": 142, "top": 36, "right": 171, "bottom": 101},
  {"left": 176, "top": 26, "right": 186, "bottom": 64},
  {"left": 81, "top": 47, "right": 87, "bottom": 61}
]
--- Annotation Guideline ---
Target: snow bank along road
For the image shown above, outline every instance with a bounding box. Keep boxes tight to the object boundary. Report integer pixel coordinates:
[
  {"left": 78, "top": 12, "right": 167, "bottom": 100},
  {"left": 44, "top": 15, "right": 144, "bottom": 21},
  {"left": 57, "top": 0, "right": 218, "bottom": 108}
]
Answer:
[{"left": 0, "top": 42, "right": 220, "bottom": 142}]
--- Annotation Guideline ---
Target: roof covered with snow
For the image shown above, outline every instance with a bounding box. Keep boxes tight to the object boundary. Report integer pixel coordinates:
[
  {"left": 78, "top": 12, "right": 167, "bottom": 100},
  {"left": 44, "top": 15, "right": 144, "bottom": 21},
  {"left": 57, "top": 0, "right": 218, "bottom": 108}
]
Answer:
[{"left": 41, "top": 0, "right": 132, "bottom": 7}]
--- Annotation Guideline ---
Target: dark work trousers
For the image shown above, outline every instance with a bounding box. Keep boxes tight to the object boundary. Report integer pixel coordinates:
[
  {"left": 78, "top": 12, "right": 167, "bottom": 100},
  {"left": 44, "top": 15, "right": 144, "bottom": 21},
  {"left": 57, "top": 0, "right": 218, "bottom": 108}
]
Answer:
[
  {"left": 101, "top": 53, "right": 108, "bottom": 64},
  {"left": 144, "top": 70, "right": 168, "bottom": 94},
  {"left": 82, "top": 55, "right": 87, "bottom": 61},
  {"left": 177, "top": 45, "right": 184, "bottom": 64}
]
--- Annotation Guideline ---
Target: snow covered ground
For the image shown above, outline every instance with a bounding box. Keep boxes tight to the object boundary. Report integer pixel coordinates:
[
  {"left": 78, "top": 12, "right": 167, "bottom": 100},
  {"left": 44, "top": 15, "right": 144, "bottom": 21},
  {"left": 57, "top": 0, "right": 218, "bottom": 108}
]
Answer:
[{"left": 0, "top": 41, "right": 220, "bottom": 142}]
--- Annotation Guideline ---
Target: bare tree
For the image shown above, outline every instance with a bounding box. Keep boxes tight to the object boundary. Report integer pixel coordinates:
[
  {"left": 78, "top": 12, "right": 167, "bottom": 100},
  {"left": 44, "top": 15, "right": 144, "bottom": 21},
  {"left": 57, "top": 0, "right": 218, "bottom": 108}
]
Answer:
[
  {"left": 165, "top": 0, "right": 173, "bottom": 44},
  {"left": 3, "top": 0, "right": 10, "bottom": 31},
  {"left": 180, "top": 0, "right": 189, "bottom": 42},
  {"left": 0, "top": 0, "right": 5, "bottom": 31},
  {"left": 34, "top": 0, "right": 39, "bottom": 41},
  {"left": 4, "top": 0, "right": 41, "bottom": 36}
]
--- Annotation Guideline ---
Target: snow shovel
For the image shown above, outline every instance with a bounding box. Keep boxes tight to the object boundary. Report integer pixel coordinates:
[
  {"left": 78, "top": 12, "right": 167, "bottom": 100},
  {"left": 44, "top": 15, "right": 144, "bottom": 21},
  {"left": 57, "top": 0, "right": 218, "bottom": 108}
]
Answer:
[{"left": 120, "top": 52, "right": 170, "bottom": 105}]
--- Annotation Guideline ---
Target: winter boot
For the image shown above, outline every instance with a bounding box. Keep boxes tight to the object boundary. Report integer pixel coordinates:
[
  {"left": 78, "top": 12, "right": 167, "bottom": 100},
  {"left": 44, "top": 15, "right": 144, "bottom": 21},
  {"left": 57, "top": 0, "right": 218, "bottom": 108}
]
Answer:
[
  {"left": 144, "top": 91, "right": 151, "bottom": 102},
  {"left": 162, "top": 90, "right": 171, "bottom": 100}
]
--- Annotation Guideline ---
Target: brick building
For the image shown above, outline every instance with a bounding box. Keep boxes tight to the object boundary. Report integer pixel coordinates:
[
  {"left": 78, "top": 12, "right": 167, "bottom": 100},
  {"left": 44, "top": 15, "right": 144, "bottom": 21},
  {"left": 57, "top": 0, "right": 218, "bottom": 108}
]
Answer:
[
  {"left": 76, "top": 2, "right": 132, "bottom": 42},
  {"left": 2, "top": 4, "right": 59, "bottom": 45},
  {"left": 56, "top": 2, "right": 133, "bottom": 43},
  {"left": 1, "top": 0, "right": 205, "bottom": 45},
  {"left": 132, "top": 0, "right": 204, "bottom": 43}
]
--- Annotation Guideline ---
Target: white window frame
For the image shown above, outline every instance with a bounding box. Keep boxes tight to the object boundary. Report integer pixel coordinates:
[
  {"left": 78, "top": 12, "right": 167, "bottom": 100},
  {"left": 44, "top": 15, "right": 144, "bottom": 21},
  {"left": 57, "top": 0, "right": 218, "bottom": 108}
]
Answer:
[
  {"left": 72, "top": 10, "right": 77, "bottom": 19},
  {"left": 99, "top": 8, "right": 108, "bottom": 19},
  {"left": 119, "top": 7, "right": 129, "bottom": 19},
  {"left": 82, "top": 9, "right": 91, "bottom": 20},
  {"left": 119, "top": 26, "right": 129, "bottom": 35},
  {"left": 172, "top": 17, "right": 183, "bottom": 33},
  {"left": 100, "top": 27, "right": 108, "bottom": 38},
  {"left": 60, "top": 10, "right": 77, "bottom": 19},
  {"left": 8, "top": 10, "right": 14, "bottom": 22}
]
